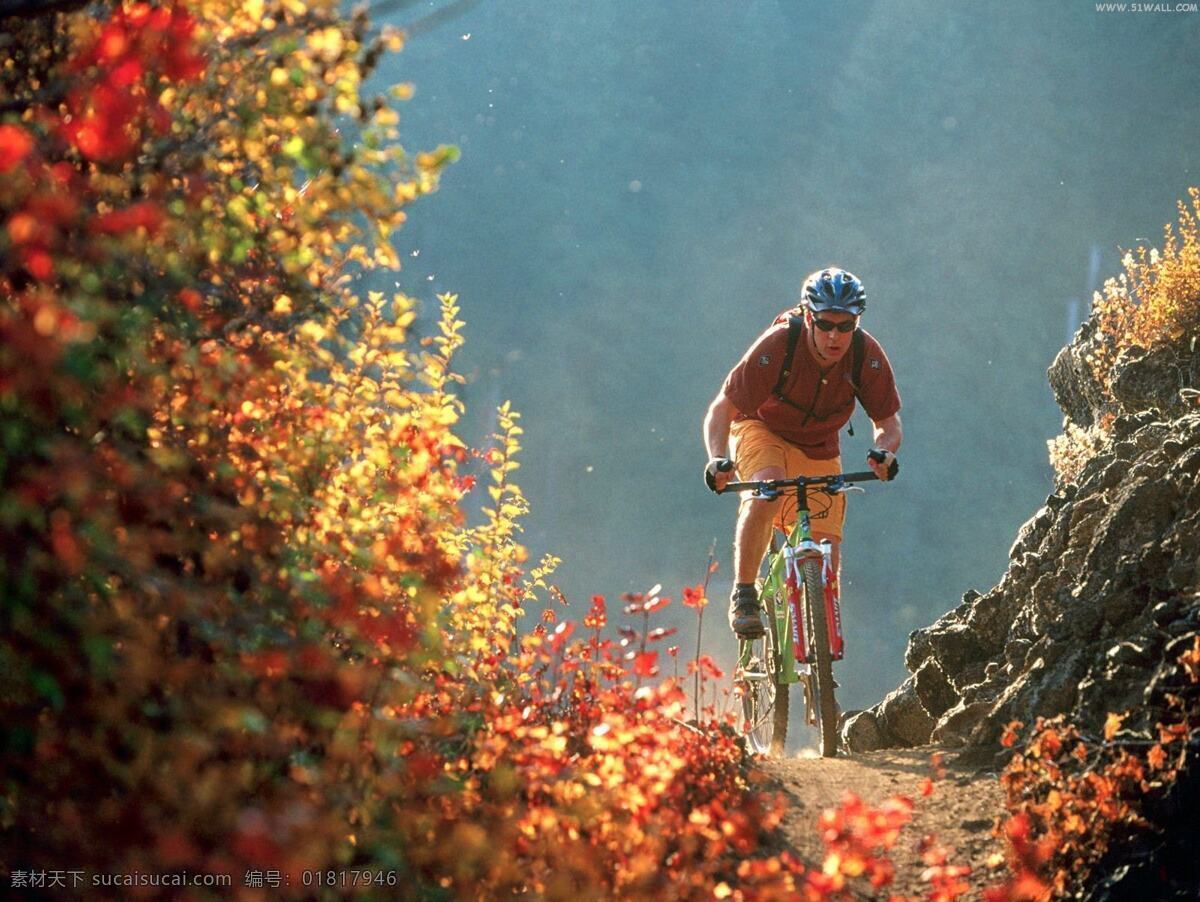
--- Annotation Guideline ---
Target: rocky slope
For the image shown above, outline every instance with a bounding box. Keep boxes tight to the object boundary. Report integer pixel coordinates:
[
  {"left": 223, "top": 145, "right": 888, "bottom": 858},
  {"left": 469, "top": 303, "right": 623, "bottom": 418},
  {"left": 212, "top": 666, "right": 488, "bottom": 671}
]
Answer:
[{"left": 845, "top": 316, "right": 1200, "bottom": 756}]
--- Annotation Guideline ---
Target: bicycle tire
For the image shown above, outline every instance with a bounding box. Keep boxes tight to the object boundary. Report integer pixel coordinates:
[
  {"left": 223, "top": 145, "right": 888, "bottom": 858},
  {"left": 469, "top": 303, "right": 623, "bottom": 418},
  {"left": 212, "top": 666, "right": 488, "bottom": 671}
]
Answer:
[
  {"left": 762, "top": 588, "right": 788, "bottom": 754},
  {"left": 802, "top": 558, "right": 839, "bottom": 757},
  {"left": 738, "top": 629, "right": 776, "bottom": 755}
]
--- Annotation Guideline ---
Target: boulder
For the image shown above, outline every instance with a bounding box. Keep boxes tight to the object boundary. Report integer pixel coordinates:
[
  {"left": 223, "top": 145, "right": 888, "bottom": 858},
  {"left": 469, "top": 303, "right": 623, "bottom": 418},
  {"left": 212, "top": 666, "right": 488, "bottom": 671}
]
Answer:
[
  {"left": 841, "top": 709, "right": 885, "bottom": 754},
  {"left": 1110, "top": 343, "right": 1195, "bottom": 416},
  {"left": 874, "top": 676, "right": 935, "bottom": 748},
  {"left": 1047, "top": 318, "right": 1110, "bottom": 427},
  {"left": 930, "top": 699, "right": 992, "bottom": 748},
  {"left": 925, "top": 623, "right": 990, "bottom": 687},
  {"left": 912, "top": 658, "right": 957, "bottom": 719}
]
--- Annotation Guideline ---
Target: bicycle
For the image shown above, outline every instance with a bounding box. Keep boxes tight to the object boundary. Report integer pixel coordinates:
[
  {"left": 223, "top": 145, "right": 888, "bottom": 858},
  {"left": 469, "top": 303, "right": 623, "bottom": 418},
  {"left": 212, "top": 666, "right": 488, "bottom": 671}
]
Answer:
[{"left": 718, "top": 452, "right": 893, "bottom": 757}]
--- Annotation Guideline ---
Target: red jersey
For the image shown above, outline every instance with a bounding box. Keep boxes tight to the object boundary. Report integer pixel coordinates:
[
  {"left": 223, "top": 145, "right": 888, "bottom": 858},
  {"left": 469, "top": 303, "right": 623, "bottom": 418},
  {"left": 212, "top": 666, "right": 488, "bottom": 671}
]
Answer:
[{"left": 722, "top": 320, "right": 901, "bottom": 459}]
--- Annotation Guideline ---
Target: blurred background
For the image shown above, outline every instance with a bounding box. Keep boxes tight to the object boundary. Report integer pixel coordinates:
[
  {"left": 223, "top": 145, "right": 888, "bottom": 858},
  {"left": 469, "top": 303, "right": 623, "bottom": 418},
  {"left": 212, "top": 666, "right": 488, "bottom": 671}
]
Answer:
[{"left": 361, "top": 0, "right": 1200, "bottom": 747}]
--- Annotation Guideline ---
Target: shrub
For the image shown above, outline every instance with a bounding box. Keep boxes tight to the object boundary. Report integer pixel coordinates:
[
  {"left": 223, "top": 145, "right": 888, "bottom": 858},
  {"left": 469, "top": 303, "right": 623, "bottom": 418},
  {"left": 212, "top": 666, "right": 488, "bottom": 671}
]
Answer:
[{"left": 1088, "top": 187, "right": 1200, "bottom": 400}]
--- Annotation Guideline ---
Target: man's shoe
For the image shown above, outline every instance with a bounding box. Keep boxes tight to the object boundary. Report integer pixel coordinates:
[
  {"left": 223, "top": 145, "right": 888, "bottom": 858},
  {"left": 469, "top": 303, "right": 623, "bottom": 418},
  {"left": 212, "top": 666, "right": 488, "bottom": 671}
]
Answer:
[{"left": 729, "top": 585, "right": 764, "bottom": 639}]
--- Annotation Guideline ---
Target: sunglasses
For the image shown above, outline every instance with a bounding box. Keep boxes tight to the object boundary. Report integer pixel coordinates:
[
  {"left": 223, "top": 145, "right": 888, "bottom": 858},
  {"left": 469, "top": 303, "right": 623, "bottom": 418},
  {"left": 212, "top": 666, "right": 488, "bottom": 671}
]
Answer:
[{"left": 810, "top": 315, "right": 858, "bottom": 333}]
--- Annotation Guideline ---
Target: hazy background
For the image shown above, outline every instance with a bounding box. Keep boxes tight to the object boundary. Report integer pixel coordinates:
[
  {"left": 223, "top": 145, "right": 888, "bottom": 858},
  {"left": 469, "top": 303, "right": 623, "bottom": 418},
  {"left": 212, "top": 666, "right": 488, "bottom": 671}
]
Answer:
[{"left": 361, "top": 0, "right": 1200, "bottom": 746}]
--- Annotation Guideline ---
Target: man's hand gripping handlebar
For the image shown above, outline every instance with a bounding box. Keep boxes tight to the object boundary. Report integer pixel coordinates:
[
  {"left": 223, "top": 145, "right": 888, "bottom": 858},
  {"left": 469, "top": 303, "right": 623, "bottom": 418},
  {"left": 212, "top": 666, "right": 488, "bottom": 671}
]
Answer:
[
  {"left": 704, "top": 457, "right": 734, "bottom": 492},
  {"left": 867, "top": 447, "right": 899, "bottom": 481}
]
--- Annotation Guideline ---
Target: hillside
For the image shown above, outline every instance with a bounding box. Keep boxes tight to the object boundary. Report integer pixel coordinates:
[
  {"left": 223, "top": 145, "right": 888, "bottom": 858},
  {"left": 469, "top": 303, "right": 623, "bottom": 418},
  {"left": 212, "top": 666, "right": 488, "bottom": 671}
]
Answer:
[{"left": 844, "top": 205, "right": 1200, "bottom": 898}]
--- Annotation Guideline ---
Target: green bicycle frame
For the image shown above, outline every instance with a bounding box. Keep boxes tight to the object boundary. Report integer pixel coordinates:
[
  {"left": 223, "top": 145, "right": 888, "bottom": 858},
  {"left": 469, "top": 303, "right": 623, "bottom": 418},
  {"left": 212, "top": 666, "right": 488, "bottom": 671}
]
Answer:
[{"left": 738, "top": 510, "right": 815, "bottom": 686}]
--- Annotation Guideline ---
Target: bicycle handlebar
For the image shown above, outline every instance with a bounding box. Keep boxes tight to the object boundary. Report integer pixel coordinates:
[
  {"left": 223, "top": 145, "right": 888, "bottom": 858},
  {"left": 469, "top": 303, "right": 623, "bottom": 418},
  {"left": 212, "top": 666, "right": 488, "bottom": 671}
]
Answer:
[{"left": 717, "top": 470, "right": 881, "bottom": 496}]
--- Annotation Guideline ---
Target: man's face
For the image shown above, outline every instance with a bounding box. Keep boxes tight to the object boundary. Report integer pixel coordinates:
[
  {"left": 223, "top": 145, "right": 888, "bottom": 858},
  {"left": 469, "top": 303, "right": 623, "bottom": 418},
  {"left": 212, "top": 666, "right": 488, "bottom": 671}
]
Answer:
[{"left": 806, "top": 308, "right": 859, "bottom": 362}]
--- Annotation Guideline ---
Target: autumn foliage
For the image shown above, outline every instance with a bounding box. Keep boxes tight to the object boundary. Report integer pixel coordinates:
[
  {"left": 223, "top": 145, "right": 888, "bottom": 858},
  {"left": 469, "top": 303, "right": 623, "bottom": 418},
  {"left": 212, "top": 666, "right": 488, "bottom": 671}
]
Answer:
[
  {"left": 7, "top": 3, "right": 1191, "bottom": 900},
  {"left": 1, "top": 0, "right": 476, "bottom": 887},
  {"left": 1048, "top": 187, "right": 1200, "bottom": 480},
  {"left": 988, "top": 636, "right": 1200, "bottom": 899},
  {"left": 0, "top": 2, "right": 850, "bottom": 898},
  {"left": 1089, "top": 186, "right": 1200, "bottom": 400}
]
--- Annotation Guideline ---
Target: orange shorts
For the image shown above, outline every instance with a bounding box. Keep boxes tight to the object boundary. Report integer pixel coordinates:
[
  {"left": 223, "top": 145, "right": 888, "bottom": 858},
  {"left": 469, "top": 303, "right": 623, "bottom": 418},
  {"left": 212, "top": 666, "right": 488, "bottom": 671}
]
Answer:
[{"left": 729, "top": 418, "right": 846, "bottom": 540}]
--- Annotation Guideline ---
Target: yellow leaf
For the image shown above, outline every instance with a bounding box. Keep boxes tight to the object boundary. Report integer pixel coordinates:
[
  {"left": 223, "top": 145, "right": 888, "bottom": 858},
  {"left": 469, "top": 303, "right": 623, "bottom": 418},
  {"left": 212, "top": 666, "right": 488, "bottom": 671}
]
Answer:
[{"left": 1104, "top": 712, "right": 1124, "bottom": 741}]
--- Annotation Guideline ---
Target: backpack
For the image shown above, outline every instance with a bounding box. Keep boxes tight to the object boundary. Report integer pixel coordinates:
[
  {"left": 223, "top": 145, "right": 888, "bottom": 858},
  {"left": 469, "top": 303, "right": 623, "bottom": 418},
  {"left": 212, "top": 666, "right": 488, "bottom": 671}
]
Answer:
[{"left": 769, "top": 311, "right": 867, "bottom": 436}]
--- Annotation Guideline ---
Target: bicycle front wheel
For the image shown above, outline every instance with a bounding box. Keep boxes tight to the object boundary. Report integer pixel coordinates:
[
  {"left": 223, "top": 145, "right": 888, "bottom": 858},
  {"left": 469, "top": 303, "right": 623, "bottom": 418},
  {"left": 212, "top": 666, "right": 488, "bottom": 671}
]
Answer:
[
  {"left": 802, "top": 558, "right": 839, "bottom": 757},
  {"left": 762, "top": 587, "right": 788, "bottom": 753}
]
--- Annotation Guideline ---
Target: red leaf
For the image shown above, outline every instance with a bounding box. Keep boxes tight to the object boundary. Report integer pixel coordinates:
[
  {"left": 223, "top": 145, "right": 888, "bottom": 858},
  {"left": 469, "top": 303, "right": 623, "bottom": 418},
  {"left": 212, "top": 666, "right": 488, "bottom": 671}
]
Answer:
[
  {"left": 0, "top": 124, "right": 33, "bottom": 173},
  {"left": 682, "top": 584, "right": 708, "bottom": 609},
  {"left": 633, "top": 651, "right": 659, "bottom": 678},
  {"left": 89, "top": 200, "right": 164, "bottom": 235}
]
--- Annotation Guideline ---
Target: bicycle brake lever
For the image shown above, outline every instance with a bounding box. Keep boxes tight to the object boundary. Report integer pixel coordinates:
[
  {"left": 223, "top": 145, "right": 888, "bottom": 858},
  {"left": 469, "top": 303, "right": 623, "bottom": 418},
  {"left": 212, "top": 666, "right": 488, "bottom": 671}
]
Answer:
[
  {"left": 826, "top": 483, "right": 865, "bottom": 495},
  {"left": 754, "top": 486, "right": 780, "bottom": 501}
]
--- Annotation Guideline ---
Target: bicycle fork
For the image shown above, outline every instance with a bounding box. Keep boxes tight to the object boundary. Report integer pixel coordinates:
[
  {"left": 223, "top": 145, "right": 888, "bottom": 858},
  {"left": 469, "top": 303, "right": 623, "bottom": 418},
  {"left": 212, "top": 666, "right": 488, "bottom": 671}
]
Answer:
[{"left": 783, "top": 541, "right": 845, "bottom": 663}]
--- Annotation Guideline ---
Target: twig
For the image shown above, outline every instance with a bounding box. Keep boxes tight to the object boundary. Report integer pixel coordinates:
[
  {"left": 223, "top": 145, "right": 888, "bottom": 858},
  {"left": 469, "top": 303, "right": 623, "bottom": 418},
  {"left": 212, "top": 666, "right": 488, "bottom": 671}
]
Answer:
[{"left": 693, "top": 539, "right": 716, "bottom": 722}]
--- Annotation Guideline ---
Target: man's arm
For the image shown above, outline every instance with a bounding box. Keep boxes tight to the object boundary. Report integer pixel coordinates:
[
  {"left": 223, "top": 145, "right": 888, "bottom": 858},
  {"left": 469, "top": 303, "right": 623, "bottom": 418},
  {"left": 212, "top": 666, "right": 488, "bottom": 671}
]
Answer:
[
  {"left": 871, "top": 412, "right": 902, "bottom": 454},
  {"left": 703, "top": 391, "right": 738, "bottom": 459},
  {"left": 867, "top": 412, "right": 902, "bottom": 480},
  {"left": 702, "top": 391, "right": 739, "bottom": 491}
]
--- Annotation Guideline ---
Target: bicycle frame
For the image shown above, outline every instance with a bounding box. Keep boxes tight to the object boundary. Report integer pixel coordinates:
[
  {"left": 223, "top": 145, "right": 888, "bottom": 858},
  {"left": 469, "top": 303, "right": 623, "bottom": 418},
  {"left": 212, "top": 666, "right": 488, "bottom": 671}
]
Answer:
[
  {"left": 735, "top": 474, "right": 867, "bottom": 686},
  {"left": 738, "top": 503, "right": 832, "bottom": 686},
  {"left": 725, "top": 465, "right": 888, "bottom": 754}
]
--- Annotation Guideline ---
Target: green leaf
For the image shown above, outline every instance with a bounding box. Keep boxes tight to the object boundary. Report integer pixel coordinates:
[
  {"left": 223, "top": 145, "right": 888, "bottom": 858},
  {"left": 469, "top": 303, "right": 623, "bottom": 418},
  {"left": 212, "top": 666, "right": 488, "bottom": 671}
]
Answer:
[
  {"left": 241, "top": 708, "right": 268, "bottom": 734},
  {"left": 30, "top": 671, "right": 64, "bottom": 711}
]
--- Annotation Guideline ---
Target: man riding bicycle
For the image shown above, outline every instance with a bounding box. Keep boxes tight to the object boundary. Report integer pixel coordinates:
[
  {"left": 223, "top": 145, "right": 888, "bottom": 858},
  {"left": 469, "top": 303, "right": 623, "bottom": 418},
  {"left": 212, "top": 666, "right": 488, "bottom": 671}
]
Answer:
[{"left": 702, "top": 267, "right": 903, "bottom": 639}]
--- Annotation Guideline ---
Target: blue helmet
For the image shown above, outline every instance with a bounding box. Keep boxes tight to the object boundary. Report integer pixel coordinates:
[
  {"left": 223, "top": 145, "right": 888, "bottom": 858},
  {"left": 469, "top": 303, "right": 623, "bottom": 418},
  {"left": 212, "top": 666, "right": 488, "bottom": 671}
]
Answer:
[{"left": 802, "top": 268, "right": 867, "bottom": 315}]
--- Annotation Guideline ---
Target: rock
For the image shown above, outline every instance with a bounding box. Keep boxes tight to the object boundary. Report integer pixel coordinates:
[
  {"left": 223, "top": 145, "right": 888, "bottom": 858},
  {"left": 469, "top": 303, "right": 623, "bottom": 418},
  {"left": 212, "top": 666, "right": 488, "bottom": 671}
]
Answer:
[
  {"left": 1165, "top": 617, "right": 1197, "bottom": 637},
  {"left": 905, "top": 597, "right": 975, "bottom": 671},
  {"left": 930, "top": 699, "right": 992, "bottom": 748},
  {"left": 912, "top": 659, "right": 957, "bottom": 719},
  {"left": 964, "top": 588, "right": 1018, "bottom": 652},
  {"left": 1167, "top": 445, "right": 1200, "bottom": 481},
  {"left": 1048, "top": 322, "right": 1109, "bottom": 427},
  {"left": 1168, "top": 553, "right": 1200, "bottom": 591},
  {"left": 925, "top": 622, "right": 990, "bottom": 685},
  {"left": 1110, "top": 343, "right": 1191, "bottom": 415},
  {"left": 977, "top": 649, "right": 1088, "bottom": 745},
  {"left": 1151, "top": 600, "right": 1180, "bottom": 625},
  {"left": 1058, "top": 587, "right": 1106, "bottom": 641},
  {"left": 1010, "top": 505, "right": 1054, "bottom": 560},
  {"left": 1004, "top": 637, "right": 1033, "bottom": 669},
  {"left": 1086, "top": 478, "right": 1179, "bottom": 572},
  {"left": 875, "top": 677, "right": 935, "bottom": 748},
  {"left": 1111, "top": 409, "right": 1163, "bottom": 441},
  {"left": 860, "top": 325, "right": 1200, "bottom": 759},
  {"left": 842, "top": 709, "right": 884, "bottom": 754},
  {"left": 1105, "top": 641, "right": 1152, "bottom": 668},
  {"left": 1100, "top": 588, "right": 1147, "bottom": 627},
  {"left": 1076, "top": 457, "right": 1124, "bottom": 496}
]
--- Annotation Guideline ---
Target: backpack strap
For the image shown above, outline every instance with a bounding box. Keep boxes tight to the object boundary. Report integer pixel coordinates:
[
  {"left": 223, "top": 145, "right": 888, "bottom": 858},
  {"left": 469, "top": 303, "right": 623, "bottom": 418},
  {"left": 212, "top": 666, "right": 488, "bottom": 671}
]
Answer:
[
  {"left": 849, "top": 327, "right": 866, "bottom": 402},
  {"left": 772, "top": 319, "right": 869, "bottom": 433},
  {"left": 771, "top": 315, "right": 804, "bottom": 399},
  {"left": 846, "top": 328, "right": 866, "bottom": 436}
]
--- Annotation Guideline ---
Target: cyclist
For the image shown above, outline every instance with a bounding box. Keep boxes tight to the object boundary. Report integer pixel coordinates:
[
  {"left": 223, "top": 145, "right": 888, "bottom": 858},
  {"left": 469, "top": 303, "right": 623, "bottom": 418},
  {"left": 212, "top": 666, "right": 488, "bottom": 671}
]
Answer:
[{"left": 702, "top": 267, "right": 902, "bottom": 638}]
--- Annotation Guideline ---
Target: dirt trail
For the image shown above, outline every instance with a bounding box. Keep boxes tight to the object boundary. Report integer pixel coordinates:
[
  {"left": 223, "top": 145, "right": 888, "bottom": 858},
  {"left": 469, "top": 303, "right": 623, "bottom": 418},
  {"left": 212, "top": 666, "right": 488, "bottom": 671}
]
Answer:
[{"left": 758, "top": 746, "right": 1008, "bottom": 900}]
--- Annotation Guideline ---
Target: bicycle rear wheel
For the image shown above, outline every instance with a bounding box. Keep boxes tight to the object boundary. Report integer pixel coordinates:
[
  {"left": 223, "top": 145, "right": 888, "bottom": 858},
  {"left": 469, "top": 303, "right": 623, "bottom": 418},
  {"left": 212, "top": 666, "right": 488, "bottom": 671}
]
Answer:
[
  {"left": 737, "top": 629, "right": 776, "bottom": 755},
  {"left": 802, "top": 558, "right": 839, "bottom": 757}
]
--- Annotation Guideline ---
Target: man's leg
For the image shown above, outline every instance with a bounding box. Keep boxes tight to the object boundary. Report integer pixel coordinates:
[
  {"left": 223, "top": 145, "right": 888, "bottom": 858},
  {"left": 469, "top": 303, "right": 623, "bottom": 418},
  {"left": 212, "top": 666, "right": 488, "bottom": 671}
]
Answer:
[
  {"left": 733, "top": 465, "right": 786, "bottom": 584},
  {"left": 728, "top": 465, "right": 784, "bottom": 637}
]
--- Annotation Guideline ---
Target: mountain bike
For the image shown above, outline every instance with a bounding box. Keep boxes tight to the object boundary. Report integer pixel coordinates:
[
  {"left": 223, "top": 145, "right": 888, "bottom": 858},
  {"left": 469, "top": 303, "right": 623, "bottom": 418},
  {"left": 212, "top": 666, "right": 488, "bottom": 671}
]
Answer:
[{"left": 719, "top": 454, "right": 892, "bottom": 757}]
